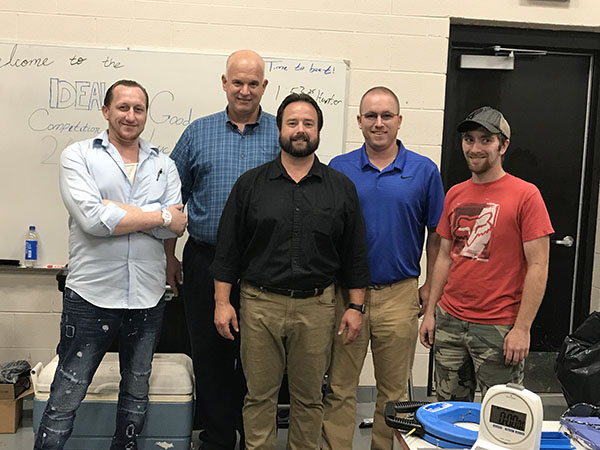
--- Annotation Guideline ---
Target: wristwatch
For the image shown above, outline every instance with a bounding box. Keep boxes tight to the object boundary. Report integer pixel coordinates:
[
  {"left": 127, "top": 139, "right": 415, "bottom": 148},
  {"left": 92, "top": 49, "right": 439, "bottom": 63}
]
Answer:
[
  {"left": 348, "top": 303, "right": 366, "bottom": 314},
  {"left": 161, "top": 209, "right": 172, "bottom": 227}
]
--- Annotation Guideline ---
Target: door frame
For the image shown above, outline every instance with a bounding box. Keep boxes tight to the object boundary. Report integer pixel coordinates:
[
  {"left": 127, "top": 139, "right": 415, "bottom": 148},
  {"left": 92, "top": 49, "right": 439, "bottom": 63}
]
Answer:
[{"left": 442, "top": 24, "right": 600, "bottom": 331}]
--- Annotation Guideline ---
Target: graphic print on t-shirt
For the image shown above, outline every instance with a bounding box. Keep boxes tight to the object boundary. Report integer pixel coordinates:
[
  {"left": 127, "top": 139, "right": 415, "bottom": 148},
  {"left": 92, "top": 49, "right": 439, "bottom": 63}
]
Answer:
[{"left": 450, "top": 202, "right": 500, "bottom": 261}]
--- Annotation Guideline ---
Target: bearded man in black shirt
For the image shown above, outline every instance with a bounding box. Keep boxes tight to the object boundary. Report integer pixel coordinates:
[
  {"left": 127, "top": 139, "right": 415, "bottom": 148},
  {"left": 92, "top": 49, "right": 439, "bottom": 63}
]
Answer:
[{"left": 210, "top": 93, "right": 370, "bottom": 450}]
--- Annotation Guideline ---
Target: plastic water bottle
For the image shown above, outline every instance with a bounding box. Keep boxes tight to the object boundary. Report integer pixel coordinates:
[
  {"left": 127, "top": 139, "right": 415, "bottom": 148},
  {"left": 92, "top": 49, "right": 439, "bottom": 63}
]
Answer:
[{"left": 25, "top": 225, "right": 38, "bottom": 268}]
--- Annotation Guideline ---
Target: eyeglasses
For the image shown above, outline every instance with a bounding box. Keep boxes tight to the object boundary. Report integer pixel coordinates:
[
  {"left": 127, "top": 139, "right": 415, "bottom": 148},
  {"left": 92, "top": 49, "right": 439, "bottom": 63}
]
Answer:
[{"left": 361, "top": 112, "right": 399, "bottom": 123}]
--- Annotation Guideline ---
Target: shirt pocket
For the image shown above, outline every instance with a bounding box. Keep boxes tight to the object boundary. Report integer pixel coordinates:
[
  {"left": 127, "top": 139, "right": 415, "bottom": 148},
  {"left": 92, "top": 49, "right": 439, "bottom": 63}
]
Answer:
[
  {"left": 310, "top": 210, "right": 344, "bottom": 240},
  {"left": 139, "top": 169, "right": 168, "bottom": 204},
  {"left": 309, "top": 211, "right": 343, "bottom": 259}
]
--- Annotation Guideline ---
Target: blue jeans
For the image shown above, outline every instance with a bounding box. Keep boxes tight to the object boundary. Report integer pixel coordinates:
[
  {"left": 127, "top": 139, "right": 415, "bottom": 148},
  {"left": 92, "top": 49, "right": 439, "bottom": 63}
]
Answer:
[{"left": 34, "top": 288, "right": 166, "bottom": 450}]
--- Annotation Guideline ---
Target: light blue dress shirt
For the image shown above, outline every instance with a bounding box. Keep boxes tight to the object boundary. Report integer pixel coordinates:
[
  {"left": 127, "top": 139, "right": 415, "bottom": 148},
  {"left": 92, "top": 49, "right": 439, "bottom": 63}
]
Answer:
[{"left": 60, "top": 131, "right": 182, "bottom": 309}]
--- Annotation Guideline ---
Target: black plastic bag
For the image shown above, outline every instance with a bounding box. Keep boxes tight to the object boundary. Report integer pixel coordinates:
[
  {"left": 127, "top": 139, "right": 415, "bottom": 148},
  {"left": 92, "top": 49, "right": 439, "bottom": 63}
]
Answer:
[
  {"left": 0, "top": 360, "right": 31, "bottom": 397},
  {"left": 0, "top": 360, "right": 31, "bottom": 384},
  {"left": 555, "top": 311, "right": 600, "bottom": 406}
]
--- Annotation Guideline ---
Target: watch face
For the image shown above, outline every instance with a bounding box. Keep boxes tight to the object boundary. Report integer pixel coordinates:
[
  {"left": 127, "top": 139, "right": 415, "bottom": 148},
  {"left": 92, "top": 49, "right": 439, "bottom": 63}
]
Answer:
[{"left": 162, "top": 209, "right": 172, "bottom": 226}]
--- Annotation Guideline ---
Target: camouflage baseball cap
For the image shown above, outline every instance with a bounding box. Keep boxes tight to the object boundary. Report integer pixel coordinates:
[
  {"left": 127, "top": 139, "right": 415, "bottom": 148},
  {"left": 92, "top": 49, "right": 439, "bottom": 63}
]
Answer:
[{"left": 457, "top": 106, "right": 511, "bottom": 139}]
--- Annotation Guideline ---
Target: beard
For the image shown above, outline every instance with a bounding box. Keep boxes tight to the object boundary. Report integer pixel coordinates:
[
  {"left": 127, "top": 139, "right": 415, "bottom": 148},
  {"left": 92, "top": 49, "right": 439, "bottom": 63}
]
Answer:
[
  {"left": 465, "top": 156, "right": 493, "bottom": 174},
  {"left": 279, "top": 132, "right": 320, "bottom": 157},
  {"left": 465, "top": 143, "right": 503, "bottom": 175}
]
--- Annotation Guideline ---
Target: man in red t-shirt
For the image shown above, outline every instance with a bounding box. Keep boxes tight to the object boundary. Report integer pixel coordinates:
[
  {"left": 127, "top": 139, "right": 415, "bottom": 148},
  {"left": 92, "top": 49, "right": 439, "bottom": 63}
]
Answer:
[{"left": 419, "top": 106, "right": 554, "bottom": 401}]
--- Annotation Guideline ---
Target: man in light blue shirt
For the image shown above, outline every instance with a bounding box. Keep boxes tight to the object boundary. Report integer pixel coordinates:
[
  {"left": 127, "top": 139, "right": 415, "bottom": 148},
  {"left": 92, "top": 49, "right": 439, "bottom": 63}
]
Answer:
[
  {"left": 35, "top": 80, "right": 187, "bottom": 450},
  {"left": 166, "top": 49, "right": 279, "bottom": 450}
]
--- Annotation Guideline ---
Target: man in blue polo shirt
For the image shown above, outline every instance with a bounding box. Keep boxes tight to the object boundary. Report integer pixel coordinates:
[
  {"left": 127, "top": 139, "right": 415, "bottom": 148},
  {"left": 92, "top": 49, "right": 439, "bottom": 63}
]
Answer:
[
  {"left": 322, "top": 86, "right": 445, "bottom": 449},
  {"left": 166, "top": 49, "right": 280, "bottom": 450}
]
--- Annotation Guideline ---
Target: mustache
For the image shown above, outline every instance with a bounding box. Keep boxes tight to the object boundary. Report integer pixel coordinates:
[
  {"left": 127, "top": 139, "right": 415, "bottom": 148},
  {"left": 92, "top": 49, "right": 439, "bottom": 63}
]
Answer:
[{"left": 291, "top": 133, "right": 309, "bottom": 142}]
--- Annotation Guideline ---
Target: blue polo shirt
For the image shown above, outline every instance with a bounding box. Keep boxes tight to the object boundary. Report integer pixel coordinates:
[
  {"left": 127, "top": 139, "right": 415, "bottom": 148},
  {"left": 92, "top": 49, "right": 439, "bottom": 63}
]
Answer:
[{"left": 329, "top": 141, "right": 444, "bottom": 285}]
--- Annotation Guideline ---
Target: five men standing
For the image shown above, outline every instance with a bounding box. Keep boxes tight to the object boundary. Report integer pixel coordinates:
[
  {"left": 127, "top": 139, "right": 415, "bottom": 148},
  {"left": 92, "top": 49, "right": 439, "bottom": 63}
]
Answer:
[
  {"left": 322, "top": 87, "right": 445, "bottom": 449},
  {"left": 166, "top": 50, "right": 280, "bottom": 449},
  {"left": 419, "top": 106, "right": 553, "bottom": 401},
  {"left": 41, "top": 50, "right": 553, "bottom": 449}
]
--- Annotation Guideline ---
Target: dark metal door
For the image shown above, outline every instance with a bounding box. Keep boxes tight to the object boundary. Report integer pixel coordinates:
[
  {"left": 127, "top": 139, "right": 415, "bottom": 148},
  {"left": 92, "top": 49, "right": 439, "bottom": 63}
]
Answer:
[{"left": 442, "top": 26, "right": 597, "bottom": 352}]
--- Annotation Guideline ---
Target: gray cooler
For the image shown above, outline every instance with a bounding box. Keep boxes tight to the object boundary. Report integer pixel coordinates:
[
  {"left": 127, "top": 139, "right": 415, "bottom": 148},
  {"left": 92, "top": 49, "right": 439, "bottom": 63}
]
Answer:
[{"left": 32, "top": 353, "right": 194, "bottom": 450}]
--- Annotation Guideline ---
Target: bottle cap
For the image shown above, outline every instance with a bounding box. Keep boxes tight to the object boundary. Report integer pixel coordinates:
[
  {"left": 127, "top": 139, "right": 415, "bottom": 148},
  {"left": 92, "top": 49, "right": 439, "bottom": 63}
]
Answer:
[{"left": 29, "top": 225, "right": 36, "bottom": 230}]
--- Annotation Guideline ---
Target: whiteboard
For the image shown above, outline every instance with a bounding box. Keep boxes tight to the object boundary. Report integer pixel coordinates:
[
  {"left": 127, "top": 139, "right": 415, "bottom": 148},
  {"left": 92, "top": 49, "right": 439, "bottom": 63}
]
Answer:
[{"left": 0, "top": 42, "right": 349, "bottom": 267}]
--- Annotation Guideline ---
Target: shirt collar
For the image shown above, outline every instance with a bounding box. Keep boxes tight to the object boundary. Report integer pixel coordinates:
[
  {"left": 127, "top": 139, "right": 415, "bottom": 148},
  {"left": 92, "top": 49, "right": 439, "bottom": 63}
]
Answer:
[
  {"left": 93, "top": 130, "right": 159, "bottom": 162},
  {"left": 359, "top": 139, "right": 407, "bottom": 172},
  {"left": 224, "top": 106, "right": 263, "bottom": 131},
  {"left": 268, "top": 153, "right": 324, "bottom": 181}
]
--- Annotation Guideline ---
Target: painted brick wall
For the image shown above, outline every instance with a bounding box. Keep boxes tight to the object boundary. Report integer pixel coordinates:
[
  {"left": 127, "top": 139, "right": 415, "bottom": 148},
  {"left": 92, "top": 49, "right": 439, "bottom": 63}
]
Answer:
[{"left": 1, "top": 0, "right": 599, "bottom": 386}]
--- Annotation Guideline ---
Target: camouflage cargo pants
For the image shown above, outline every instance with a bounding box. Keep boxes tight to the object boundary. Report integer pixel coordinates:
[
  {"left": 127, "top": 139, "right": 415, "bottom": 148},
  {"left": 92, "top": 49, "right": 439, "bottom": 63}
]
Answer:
[{"left": 434, "top": 304, "right": 524, "bottom": 402}]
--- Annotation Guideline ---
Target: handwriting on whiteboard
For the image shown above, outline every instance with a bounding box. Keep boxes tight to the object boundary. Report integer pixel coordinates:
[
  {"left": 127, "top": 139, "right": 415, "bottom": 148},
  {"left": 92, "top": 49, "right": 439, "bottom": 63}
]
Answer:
[{"left": 266, "top": 60, "right": 336, "bottom": 76}]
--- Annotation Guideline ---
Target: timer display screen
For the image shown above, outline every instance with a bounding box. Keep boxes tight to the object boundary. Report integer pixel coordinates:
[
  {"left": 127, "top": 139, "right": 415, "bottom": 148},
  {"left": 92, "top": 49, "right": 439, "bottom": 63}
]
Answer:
[{"left": 489, "top": 405, "right": 526, "bottom": 432}]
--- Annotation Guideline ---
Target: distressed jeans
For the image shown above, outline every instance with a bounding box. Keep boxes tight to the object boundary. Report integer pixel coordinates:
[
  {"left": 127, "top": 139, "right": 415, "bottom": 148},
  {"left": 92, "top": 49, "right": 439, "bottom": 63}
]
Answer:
[{"left": 34, "top": 288, "right": 166, "bottom": 450}]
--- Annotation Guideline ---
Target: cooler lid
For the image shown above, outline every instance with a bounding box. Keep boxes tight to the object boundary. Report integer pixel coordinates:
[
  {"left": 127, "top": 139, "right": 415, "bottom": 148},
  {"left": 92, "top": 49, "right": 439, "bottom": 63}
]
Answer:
[{"left": 34, "top": 353, "right": 194, "bottom": 396}]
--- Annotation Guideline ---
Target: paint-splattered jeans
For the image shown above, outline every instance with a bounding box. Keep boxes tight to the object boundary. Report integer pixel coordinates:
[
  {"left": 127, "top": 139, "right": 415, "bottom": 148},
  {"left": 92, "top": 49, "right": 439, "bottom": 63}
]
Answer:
[{"left": 34, "top": 287, "right": 166, "bottom": 450}]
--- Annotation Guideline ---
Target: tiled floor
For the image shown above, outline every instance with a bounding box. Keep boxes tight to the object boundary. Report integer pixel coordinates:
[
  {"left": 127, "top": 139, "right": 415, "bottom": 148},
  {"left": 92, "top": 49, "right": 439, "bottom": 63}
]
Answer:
[
  {"left": 1, "top": 393, "right": 568, "bottom": 449},
  {"left": 0, "top": 399, "right": 376, "bottom": 449},
  {"left": 275, "top": 401, "right": 376, "bottom": 449}
]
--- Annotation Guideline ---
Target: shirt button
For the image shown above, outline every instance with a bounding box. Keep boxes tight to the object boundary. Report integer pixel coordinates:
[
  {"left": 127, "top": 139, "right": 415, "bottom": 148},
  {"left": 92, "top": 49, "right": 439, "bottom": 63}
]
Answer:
[
  {"left": 295, "top": 207, "right": 300, "bottom": 212},
  {"left": 241, "top": 154, "right": 245, "bottom": 158}
]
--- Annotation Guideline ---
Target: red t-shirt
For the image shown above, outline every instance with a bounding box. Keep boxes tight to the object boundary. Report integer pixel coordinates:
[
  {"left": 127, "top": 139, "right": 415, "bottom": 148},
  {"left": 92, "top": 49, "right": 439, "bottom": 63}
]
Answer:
[{"left": 436, "top": 174, "right": 554, "bottom": 325}]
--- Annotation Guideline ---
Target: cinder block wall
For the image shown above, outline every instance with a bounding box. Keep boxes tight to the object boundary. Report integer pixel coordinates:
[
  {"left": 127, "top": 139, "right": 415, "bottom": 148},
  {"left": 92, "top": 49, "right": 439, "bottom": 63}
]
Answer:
[
  {"left": 0, "top": 272, "right": 61, "bottom": 365},
  {"left": 1, "top": 0, "right": 600, "bottom": 387}
]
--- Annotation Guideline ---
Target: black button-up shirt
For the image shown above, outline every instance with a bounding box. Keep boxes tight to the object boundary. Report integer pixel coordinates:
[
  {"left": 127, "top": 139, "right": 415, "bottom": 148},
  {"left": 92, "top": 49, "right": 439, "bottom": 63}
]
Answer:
[{"left": 210, "top": 154, "right": 370, "bottom": 290}]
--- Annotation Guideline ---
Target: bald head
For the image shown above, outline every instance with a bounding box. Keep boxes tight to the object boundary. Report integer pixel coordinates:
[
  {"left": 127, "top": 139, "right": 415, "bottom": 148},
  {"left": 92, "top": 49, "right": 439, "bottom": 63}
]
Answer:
[
  {"left": 222, "top": 49, "right": 268, "bottom": 124},
  {"left": 225, "top": 49, "right": 265, "bottom": 79}
]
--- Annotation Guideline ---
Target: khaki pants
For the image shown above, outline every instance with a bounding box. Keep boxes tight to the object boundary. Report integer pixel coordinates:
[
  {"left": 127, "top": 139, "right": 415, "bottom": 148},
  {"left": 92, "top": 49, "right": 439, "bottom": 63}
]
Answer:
[
  {"left": 240, "top": 282, "right": 337, "bottom": 450},
  {"left": 322, "top": 279, "right": 420, "bottom": 450}
]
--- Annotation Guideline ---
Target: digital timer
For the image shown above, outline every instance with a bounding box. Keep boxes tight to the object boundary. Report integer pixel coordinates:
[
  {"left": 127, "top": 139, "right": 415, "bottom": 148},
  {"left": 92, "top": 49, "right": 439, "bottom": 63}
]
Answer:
[
  {"left": 489, "top": 405, "right": 527, "bottom": 431},
  {"left": 472, "top": 383, "right": 543, "bottom": 450}
]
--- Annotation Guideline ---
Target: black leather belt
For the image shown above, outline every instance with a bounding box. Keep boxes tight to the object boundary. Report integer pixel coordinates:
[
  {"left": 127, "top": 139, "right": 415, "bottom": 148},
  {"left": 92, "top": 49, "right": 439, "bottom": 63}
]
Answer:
[
  {"left": 369, "top": 277, "right": 415, "bottom": 290},
  {"left": 261, "top": 284, "right": 330, "bottom": 299}
]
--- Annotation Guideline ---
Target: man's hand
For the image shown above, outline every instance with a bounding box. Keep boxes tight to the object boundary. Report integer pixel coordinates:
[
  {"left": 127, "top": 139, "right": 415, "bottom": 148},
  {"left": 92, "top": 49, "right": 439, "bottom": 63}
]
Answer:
[
  {"left": 214, "top": 302, "right": 239, "bottom": 341},
  {"left": 167, "top": 204, "right": 187, "bottom": 236},
  {"left": 418, "top": 282, "right": 431, "bottom": 318},
  {"left": 419, "top": 313, "right": 436, "bottom": 349},
  {"left": 166, "top": 254, "right": 182, "bottom": 296},
  {"left": 503, "top": 327, "right": 530, "bottom": 366},
  {"left": 337, "top": 309, "right": 362, "bottom": 345}
]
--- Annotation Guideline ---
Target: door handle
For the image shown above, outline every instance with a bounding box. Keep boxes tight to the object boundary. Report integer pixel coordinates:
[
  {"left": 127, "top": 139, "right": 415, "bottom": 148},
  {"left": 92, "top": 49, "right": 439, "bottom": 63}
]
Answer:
[{"left": 552, "top": 235, "right": 574, "bottom": 248}]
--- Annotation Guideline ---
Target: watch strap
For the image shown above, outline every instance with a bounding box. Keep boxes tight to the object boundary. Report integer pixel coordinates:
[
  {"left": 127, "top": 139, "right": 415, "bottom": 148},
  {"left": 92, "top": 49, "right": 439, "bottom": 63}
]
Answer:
[{"left": 348, "top": 302, "right": 365, "bottom": 314}]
